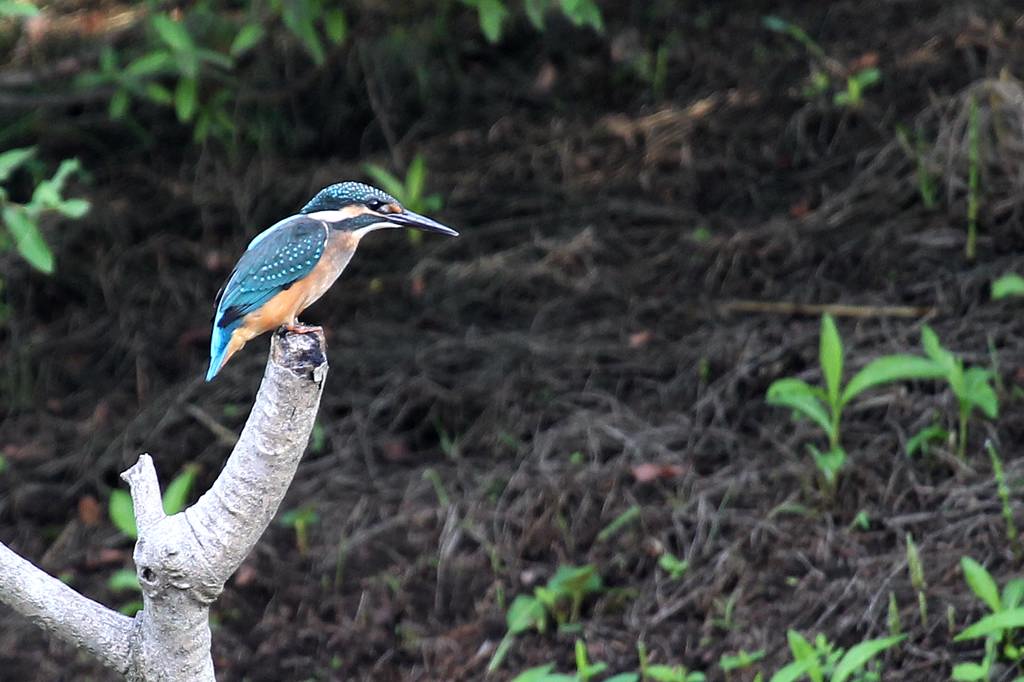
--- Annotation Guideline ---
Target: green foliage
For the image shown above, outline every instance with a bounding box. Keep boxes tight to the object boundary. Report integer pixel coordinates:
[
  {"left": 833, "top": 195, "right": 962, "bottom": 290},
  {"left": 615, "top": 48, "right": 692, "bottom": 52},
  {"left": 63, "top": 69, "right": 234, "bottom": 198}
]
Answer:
[
  {"left": 895, "top": 125, "right": 938, "bottom": 209},
  {"left": 657, "top": 552, "right": 688, "bottom": 580},
  {"left": 463, "top": 0, "right": 602, "bottom": 44},
  {"left": 0, "top": 1, "right": 38, "bottom": 18},
  {"left": 596, "top": 505, "right": 640, "bottom": 543},
  {"left": 364, "top": 155, "right": 443, "bottom": 246},
  {"left": 992, "top": 273, "right": 1024, "bottom": 300},
  {"left": 76, "top": 3, "right": 347, "bottom": 143},
  {"left": 832, "top": 69, "right": 881, "bottom": 108},
  {"left": 986, "top": 441, "right": 1019, "bottom": 552},
  {"left": 108, "top": 464, "right": 199, "bottom": 540},
  {"left": 770, "top": 630, "right": 904, "bottom": 682},
  {"left": 953, "top": 556, "right": 1024, "bottom": 680},
  {"left": 904, "top": 533, "right": 927, "bottom": 626},
  {"left": 765, "top": 314, "right": 943, "bottom": 488},
  {"left": 278, "top": 505, "right": 319, "bottom": 555},
  {"left": 719, "top": 649, "right": 766, "bottom": 672},
  {"left": 0, "top": 148, "right": 90, "bottom": 274},
  {"left": 762, "top": 16, "right": 880, "bottom": 110},
  {"left": 905, "top": 423, "right": 948, "bottom": 458},
  {"left": 488, "top": 564, "right": 604, "bottom": 673},
  {"left": 919, "top": 326, "right": 998, "bottom": 459}
]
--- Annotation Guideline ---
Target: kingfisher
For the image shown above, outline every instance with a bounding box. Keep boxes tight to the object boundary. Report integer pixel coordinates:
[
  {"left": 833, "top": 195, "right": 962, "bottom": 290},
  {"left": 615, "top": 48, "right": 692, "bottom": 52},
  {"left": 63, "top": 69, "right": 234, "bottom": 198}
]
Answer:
[{"left": 206, "top": 181, "right": 458, "bottom": 381}]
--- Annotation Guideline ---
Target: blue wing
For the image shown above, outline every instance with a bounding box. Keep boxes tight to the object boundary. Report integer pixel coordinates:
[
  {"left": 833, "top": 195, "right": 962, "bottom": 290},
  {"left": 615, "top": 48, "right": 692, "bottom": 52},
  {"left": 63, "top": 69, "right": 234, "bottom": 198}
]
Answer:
[{"left": 207, "top": 215, "right": 328, "bottom": 380}]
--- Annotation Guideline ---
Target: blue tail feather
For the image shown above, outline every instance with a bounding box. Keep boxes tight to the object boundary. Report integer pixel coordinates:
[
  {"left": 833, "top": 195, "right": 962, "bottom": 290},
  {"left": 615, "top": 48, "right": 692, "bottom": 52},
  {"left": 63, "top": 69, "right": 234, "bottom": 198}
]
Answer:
[{"left": 206, "top": 322, "right": 232, "bottom": 381}]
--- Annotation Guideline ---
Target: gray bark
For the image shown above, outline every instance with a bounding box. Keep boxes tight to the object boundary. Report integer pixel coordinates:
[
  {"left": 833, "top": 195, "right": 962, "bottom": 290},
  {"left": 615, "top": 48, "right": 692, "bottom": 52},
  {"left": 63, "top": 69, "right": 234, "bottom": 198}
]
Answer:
[{"left": 0, "top": 330, "right": 328, "bottom": 680}]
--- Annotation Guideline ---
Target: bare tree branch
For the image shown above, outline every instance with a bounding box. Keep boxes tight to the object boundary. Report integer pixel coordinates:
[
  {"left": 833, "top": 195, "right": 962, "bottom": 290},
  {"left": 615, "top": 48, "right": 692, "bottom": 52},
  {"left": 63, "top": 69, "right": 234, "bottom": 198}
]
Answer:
[{"left": 0, "top": 329, "right": 328, "bottom": 680}]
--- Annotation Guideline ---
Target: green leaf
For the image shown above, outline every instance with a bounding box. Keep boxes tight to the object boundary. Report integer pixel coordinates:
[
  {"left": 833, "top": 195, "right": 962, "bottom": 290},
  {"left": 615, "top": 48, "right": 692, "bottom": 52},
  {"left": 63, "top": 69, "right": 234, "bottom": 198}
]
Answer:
[
  {"left": 107, "top": 568, "right": 142, "bottom": 593},
  {"left": 152, "top": 14, "right": 194, "bottom": 53},
  {"left": 0, "top": 146, "right": 35, "bottom": 182},
  {"left": 231, "top": 23, "right": 265, "bottom": 57},
  {"left": 993, "top": 273, "right": 1024, "bottom": 300},
  {"left": 841, "top": 355, "right": 945, "bottom": 405},
  {"left": 905, "top": 424, "right": 948, "bottom": 457},
  {"left": 108, "top": 489, "right": 138, "bottom": 539},
  {"left": 324, "top": 8, "right": 347, "bottom": 45},
  {"left": 524, "top": 0, "right": 549, "bottom": 29},
  {"left": 509, "top": 664, "right": 577, "bottom": 682},
  {"left": 406, "top": 154, "right": 427, "bottom": 202},
  {"left": 952, "top": 662, "right": 989, "bottom": 681},
  {"left": 109, "top": 89, "right": 130, "bottom": 118},
  {"left": 0, "top": 1, "right": 39, "bottom": 18},
  {"left": 852, "top": 67, "right": 881, "bottom": 88},
  {"left": 766, "top": 378, "right": 833, "bottom": 439},
  {"left": 955, "top": 608, "right": 1024, "bottom": 640},
  {"left": 506, "top": 594, "right": 546, "bottom": 634},
  {"left": 125, "top": 51, "right": 173, "bottom": 77},
  {"left": 787, "top": 630, "right": 821, "bottom": 682},
  {"left": 770, "top": 660, "right": 810, "bottom": 682},
  {"left": 1003, "top": 579, "right": 1024, "bottom": 610},
  {"left": 363, "top": 164, "right": 407, "bottom": 200},
  {"left": 144, "top": 82, "right": 174, "bottom": 105},
  {"left": 832, "top": 634, "right": 905, "bottom": 682},
  {"left": 162, "top": 464, "right": 198, "bottom": 515},
  {"left": 3, "top": 206, "right": 53, "bottom": 273},
  {"left": 962, "top": 557, "right": 1001, "bottom": 613},
  {"left": 56, "top": 198, "right": 90, "bottom": 219},
  {"left": 117, "top": 599, "right": 143, "bottom": 616},
  {"left": 282, "top": 0, "right": 325, "bottom": 64},
  {"left": 196, "top": 48, "right": 233, "bottom": 70},
  {"left": 819, "top": 314, "right": 843, "bottom": 409},
  {"left": 603, "top": 675, "right": 639, "bottom": 682},
  {"left": 175, "top": 77, "right": 198, "bottom": 122},
  {"left": 964, "top": 367, "right": 998, "bottom": 418},
  {"left": 921, "top": 326, "right": 956, "bottom": 374},
  {"left": 477, "top": 0, "right": 509, "bottom": 43},
  {"left": 558, "top": 0, "right": 603, "bottom": 31}
]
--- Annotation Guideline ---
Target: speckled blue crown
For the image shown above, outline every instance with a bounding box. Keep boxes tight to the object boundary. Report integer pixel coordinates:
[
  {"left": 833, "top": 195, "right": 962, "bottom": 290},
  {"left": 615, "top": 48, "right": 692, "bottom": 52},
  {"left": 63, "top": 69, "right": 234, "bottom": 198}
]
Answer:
[{"left": 300, "top": 182, "right": 397, "bottom": 214}]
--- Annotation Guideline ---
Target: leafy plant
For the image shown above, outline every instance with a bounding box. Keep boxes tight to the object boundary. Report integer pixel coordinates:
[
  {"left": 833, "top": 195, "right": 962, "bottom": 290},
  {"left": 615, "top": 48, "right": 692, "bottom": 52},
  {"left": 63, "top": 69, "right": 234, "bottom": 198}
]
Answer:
[
  {"left": 720, "top": 649, "right": 766, "bottom": 673},
  {"left": 0, "top": 1, "right": 38, "bottom": 18},
  {"left": 832, "top": 68, "right": 881, "bottom": 108},
  {"left": 905, "top": 533, "right": 927, "bottom": 626},
  {"left": 109, "top": 464, "right": 198, "bottom": 539},
  {"left": 487, "top": 564, "right": 604, "bottom": 673},
  {"left": 657, "top": 552, "right": 689, "bottom": 580},
  {"left": 363, "top": 154, "right": 443, "bottom": 245},
  {"left": 0, "top": 147, "right": 90, "bottom": 273},
  {"left": 895, "top": 125, "right": 938, "bottom": 209},
  {"left": 278, "top": 505, "right": 319, "bottom": 555},
  {"left": 986, "top": 441, "right": 1019, "bottom": 553},
  {"left": 953, "top": 556, "right": 1024, "bottom": 680},
  {"left": 462, "top": 0, "right": 603, "bottom": 44},
  {"left": 992, "top": 273, "right": 1024, "bottom": 300},
  {"left": 766, "top": 314, "right": 943, "bottom": 489},
  {"left": 918, "top": 326, "right": 998, "bottom": 459},
  {"left": 770, "top": 630, "right": 905, "bottom": 682}
]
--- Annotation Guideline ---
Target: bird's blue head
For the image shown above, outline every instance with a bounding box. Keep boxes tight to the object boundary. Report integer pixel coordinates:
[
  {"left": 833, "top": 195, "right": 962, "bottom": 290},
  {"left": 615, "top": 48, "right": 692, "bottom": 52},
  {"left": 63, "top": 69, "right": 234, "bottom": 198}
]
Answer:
[{"left": 299, "top": 181, "right": 458, "bottom": 238}]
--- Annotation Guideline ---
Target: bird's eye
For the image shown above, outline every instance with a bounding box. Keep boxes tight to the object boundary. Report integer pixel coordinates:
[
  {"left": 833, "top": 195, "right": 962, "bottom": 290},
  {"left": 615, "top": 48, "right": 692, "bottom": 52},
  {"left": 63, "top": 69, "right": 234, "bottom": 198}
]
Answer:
[{"left": 367, "top": 199, "right": 385, "bottom": 211}]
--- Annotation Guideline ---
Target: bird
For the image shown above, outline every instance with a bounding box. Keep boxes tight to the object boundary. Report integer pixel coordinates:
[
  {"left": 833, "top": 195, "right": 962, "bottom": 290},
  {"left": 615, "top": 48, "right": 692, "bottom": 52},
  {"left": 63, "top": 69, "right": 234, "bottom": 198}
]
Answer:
[{"left": 206, "top": 181, "right": 458, "bottom": 381}]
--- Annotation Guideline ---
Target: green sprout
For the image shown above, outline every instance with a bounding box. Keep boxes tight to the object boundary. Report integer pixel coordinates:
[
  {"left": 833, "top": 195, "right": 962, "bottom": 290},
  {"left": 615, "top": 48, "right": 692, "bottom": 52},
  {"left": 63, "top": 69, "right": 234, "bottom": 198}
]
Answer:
[
  {"left": 278, "top": 505, "right": 319, "bottom": 555},
  {"left": 770, "top": 630, "right": 904, "bottom": 682},
  {"left": 832, "top": 68, "right": 881, "bottom": 108},
  {"left": 766, "top": 314, "right": 943, "bottom": 490},
  {"left": 0, "top": 147, "right": 90, "bottom": 274},
  {"left": 992, "top": 273, "right": 1024, "bottom": 300},
  {"left": 953, "top": 556, "right": 1024, "bottom": 680},
  {"left": 918, "top": 326, "right": 998, "bottom": 459},
  {"left": 363, "top": 154, "right": 443, "bottom": 246},
  {"left": 487, "top": 564, "right": 604, "bottom": 674}
]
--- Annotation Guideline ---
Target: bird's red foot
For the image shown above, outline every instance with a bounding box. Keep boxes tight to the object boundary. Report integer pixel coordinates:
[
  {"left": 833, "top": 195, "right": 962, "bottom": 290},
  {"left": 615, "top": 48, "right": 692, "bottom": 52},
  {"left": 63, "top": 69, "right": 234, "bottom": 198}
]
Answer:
[{"left": 278, "top": 323, "right": 324, "bottom": 336}]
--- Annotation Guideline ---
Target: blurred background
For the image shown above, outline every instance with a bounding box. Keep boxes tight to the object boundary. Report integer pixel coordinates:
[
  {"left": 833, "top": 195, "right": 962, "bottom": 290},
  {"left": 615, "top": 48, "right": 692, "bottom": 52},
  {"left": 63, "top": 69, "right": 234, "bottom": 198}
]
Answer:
[{"left": 1, "top": 1, "right": 1024, "bottom": 680}]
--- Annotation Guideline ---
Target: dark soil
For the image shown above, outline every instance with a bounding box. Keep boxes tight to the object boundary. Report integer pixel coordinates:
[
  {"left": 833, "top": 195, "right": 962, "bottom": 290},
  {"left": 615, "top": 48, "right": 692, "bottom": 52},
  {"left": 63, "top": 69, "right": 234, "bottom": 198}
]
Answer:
[{"left": 3, "top": 1, "right": 1024, "bottom": 680}]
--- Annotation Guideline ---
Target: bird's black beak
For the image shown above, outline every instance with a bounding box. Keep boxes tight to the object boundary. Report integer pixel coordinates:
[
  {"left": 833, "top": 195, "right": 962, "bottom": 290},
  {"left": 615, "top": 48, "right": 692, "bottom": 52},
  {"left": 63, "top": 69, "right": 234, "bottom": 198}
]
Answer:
[{"left": 389, "top": 209, "right": 459, "bottom": 237}]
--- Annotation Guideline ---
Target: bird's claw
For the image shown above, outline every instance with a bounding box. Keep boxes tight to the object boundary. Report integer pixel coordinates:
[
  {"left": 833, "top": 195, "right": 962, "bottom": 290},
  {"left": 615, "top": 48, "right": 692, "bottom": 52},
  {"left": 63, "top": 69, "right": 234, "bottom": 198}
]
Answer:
[{"left": 278, "top": 323, "right": 324, "bottom": 336}]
